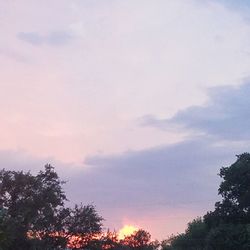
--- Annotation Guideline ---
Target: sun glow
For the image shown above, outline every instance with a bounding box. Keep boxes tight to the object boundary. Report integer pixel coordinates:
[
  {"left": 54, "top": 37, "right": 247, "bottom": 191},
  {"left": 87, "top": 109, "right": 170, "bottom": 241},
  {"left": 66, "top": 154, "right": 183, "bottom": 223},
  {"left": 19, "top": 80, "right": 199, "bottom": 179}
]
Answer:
[{"left": 118, "top": 225, "right": 138, "bottom": 240}]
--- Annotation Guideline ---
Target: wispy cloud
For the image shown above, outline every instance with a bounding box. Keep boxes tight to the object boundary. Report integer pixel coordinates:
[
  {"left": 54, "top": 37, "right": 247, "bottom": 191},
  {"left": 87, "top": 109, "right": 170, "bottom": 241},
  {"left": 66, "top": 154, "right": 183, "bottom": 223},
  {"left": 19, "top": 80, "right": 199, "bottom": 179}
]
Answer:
[
  {"left": 0, "top": 48, "right": 30, "bottom": 63},
  {"left": 17, "top": 31, "right": 72, "bottom": 46},
  {"left": 17, "top": 32, "right": 44, "bottom": 46}
]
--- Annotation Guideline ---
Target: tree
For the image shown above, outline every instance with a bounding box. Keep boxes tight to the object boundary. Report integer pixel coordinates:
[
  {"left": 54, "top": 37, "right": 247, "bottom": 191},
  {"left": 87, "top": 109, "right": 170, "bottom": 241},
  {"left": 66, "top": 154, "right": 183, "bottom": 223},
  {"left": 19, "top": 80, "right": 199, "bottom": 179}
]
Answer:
[
  {"left": 218, "top": 153, "right": 250, "bottom": 222},
  {"left": 161, "top": 237, "right": 175, "bottom": 250},
  {"left": 84, "top": 230, "right": 120, "bottom": 250},
  {"left": 65, "top": 204, "right": 103, "bottom": 249},
  {"left": 0, "top": 165, "right": 104, "bottom": 250},
  {"left": 0, "top": 164, "right": 67, "bottom": 249},
  {"left": 205, "top": 224, "right": 250, "bottom": 250},
  {"left": 219, "top": 153, "right": 250, "bottom": 207},
  {"left": 122, "top": 229, "right": 154, "bottom": 250},
  {"left": 205, "top": 153, "right": 250, "bottom": 227},
  {"left": 165, "top": 153, "right": 250, "bottom": 250},
  {"left": 201, "top": 153, "right": 250, "bottom": 249},
  {"left": 0, "top": 208, "right": 9, "bottom": 250},
  {"left": 167, "top": 218, "right": 207, "bottom": 250},
  {"left": 99, "top": 230, "right": 120, "bottom": 250}
]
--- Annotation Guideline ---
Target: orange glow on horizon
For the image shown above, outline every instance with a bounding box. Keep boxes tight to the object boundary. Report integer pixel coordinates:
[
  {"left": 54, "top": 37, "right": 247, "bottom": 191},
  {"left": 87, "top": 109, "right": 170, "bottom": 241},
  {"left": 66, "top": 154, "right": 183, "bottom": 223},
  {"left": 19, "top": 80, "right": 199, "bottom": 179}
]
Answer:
[{"left": 118, "top": 225, "right": 138, "bottom": 240}]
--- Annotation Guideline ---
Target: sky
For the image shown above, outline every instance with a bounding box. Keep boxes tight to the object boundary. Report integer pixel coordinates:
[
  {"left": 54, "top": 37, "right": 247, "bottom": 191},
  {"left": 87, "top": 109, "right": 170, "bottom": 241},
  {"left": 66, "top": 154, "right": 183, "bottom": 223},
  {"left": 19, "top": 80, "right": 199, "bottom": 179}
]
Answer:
[{"left": 1, "top": 0, "right": 250, "bottom": 239}]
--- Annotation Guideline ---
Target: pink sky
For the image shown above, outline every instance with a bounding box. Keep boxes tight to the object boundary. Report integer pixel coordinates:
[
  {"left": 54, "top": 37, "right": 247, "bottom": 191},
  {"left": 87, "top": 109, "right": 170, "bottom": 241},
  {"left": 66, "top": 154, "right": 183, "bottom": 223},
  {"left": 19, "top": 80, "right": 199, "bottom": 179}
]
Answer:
[{"left": 1, "top": 0, "right": 250, "bottom": 239}]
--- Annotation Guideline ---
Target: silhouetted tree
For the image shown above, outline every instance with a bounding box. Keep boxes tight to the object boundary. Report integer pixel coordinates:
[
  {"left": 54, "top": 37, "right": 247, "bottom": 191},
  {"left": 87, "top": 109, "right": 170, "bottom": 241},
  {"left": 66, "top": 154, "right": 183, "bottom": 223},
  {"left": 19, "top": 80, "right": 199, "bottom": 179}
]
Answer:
[
  {"left": 0, "top": 164, "right": 66, "bottom": 249},
  {"left": 122, "top": 229, "right": 154, "bottom": 250},
  {"left": 99, "top": 230, "right": 120, "bottom": 250},
  {"left": 0, "top": 207, "right": 9, "bottom": 250},
  {"left": 64, "top": 204, "right": 103, "bottom": 249},
  {"left": 205, "top": 223, "right": 250, "bottom": 250},
  {"left": 0, "top": 165, "right": 103, "bottom": 250},
  {"left": 205, "top": 153, "right": 250, "bottom": 227},
  {"left": 166, "top": 153, "right": 250, "bottom": 250},
  {"left": 166, "top": 218, "right": 207, "bottom": 250},
  {"left": 161, "top": 237, "right": 174, "bottom": 250}
]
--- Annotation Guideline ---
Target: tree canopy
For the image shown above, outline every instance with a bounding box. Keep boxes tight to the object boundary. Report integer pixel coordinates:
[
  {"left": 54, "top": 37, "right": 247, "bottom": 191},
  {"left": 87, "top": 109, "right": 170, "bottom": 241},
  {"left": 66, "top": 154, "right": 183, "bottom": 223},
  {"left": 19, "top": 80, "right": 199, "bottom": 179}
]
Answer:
[
  {"left": 0, "top": 165, "right": 103, "bottom": 250},
  {"left": 0, "top": 165, "right": 157, "bottom": 250},
  {"left": 167, "top": 153, "right": 250, "bottom": 250}
]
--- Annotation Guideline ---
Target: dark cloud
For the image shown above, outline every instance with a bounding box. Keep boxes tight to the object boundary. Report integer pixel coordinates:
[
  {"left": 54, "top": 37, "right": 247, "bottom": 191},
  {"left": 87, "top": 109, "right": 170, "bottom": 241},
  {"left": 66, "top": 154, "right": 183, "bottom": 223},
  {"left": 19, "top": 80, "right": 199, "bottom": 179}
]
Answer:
[
  {"left": 0, "top": 140, "right": 246, "bottom": 235},
  {"left": 66, "top": 135, "right": 247, "bottom": 236},
  {"left": 141, "top": 82, "right": 250, "bottom": 140},
  {"left": 71, "top": 137, "right": 242, "bottom": 210},
  {"left": 17, "top": 31, "right": 72, "bottom": 46}
]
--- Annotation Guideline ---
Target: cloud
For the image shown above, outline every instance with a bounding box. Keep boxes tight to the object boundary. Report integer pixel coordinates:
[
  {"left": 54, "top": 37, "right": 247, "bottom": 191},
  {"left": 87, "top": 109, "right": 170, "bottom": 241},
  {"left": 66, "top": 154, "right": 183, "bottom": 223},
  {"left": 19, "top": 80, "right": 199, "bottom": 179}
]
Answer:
[
  {"left": 0, "top": 139, "right": 243, "bottom": 239},
  {"left": 70, "top": 135, "right": 246, "bottom": 238},
  {"left": 2, "top": 0, "right": 250, "bottom": 164},
  {"left": 17, "top": 32, "right": 44, "bottom": 46},
  {"left": 76, "top": 81, "right": 250, "bottom": 236},
  {"left": 46, "top": 31, "right": 72, "bottom": 46},
  {"left": 69, "top": 137, "right": 243, "bottom": 218},
  {"left": 141, "top": 82, "right": 250, "bottom": 141},
  {"left": 0, "top": 149, "right": 50, "bottom": 172},
  {"left": 0, "top": 48, "right": 30, "bottom": 63},
  {"left": 0, "top": 138, "right": 246, "bottom": 238},
  {"left": 77, "top": 81, "right": 250, "bottom": 221},
  {"left": 17, "top": 31, "right": 72, "bottom": 46},
  {"left": 0, "top": 149, "right": 79, "bottom": 184},
  {"left": 218, "top": 0, "right": 250, "bottom": 11}
]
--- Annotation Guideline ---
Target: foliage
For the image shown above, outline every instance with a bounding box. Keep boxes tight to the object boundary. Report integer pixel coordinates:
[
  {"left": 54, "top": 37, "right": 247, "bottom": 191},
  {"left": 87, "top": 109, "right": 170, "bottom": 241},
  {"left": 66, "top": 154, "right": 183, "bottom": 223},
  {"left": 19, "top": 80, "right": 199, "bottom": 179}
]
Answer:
[
  {"left": 64, "top": 204, "right": 103, "bottom": 249},
  {"left": 98, "top": 230, "right": 120, "bottom": 249},
  {"left": 161, "top": 237, "right": 174, "bottom": 250},
  {"left": 205, "top": 153, "right": 250, "bottom": 228},
  {"left": 0, "top": 165, "right": 157, "bottom": 250},
  {"left": 0, "top": 165, "right": 103, "bottom": 250},
  {"left": 166, "top": 153, "right": 250, "bottom": 250},
  {"left": 166, "top": 218, "right": 207, "bottom": 250},
  {"left": 121, "top": 229, "right": 156, "bottom": 250},
  {"left": 205, "top": 224, "right": 250, "bottom": 250}
]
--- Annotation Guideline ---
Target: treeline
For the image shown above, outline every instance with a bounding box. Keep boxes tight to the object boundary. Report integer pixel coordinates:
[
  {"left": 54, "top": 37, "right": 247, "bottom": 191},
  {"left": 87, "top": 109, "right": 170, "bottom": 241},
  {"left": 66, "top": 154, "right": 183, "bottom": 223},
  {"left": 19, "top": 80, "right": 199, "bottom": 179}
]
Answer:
[
  {"left": 163, "top": 153, "right": 250, "bottom": 250},
  {"left": 1, "top": 153, "right": 250, "bottom": 249},
  {"left": 0, "top": 164, "right": 158, "bottom": 250}
]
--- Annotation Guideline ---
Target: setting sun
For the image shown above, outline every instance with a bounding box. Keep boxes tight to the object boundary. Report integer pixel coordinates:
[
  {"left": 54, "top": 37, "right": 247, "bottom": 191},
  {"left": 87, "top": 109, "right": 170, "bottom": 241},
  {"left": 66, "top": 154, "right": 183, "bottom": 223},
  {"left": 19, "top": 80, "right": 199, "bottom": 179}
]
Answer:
[{"left": 118, "top": 225, "right": 138, "bottom": 240}]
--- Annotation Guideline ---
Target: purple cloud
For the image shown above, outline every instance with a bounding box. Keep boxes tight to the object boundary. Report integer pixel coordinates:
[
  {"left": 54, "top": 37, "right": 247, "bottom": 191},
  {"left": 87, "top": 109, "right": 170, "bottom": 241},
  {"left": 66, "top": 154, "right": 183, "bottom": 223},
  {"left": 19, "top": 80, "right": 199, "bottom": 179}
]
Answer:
[
  {"left": 141, "top": 82, "right": 250, "bottom": 141},
  {"left": 17, "top": 31, "right": 72, "bottom": 46}
]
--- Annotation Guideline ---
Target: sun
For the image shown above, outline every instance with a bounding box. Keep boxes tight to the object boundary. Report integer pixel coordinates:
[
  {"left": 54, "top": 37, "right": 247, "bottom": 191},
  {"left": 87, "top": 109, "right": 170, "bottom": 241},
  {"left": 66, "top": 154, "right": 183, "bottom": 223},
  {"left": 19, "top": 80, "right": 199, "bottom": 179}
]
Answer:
[{"left": 118, "top": 225, "right": 138, "bottom": 240}]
